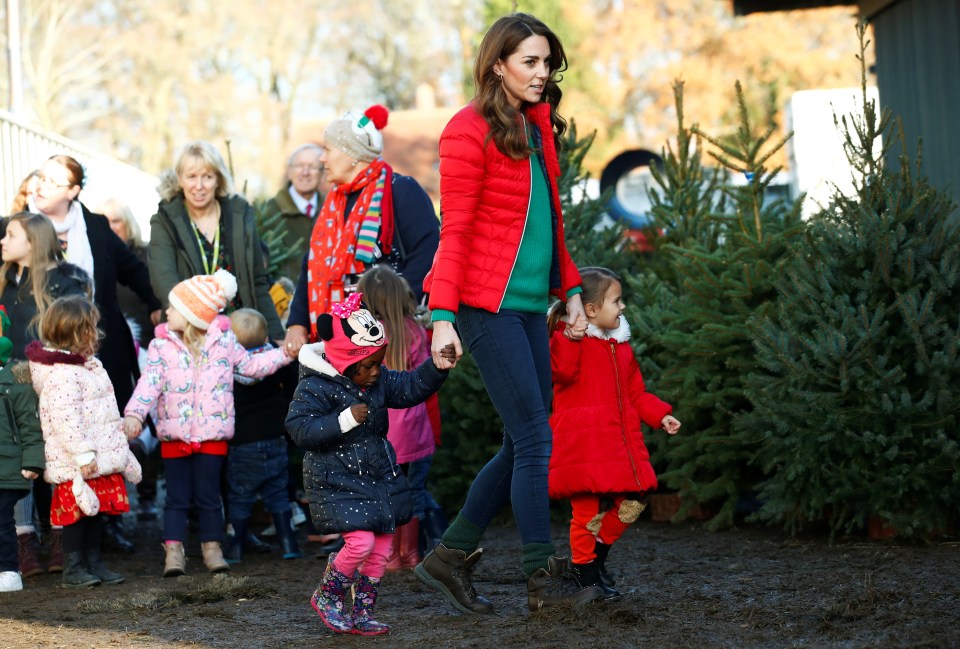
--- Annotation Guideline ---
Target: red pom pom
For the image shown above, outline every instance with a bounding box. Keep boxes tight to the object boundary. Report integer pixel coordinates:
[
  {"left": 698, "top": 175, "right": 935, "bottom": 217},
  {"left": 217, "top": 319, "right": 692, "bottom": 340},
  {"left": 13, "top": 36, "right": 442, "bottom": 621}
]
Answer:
[{"left": 364, "top": 104, "right": 389, "bottom": 130}]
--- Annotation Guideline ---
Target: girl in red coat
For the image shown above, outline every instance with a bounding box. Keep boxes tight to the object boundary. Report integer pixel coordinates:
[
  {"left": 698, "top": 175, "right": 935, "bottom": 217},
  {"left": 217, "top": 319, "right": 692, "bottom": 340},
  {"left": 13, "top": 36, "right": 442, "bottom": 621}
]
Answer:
[{"left": 547, "top": 267, "right": 681, "bottom": 600}]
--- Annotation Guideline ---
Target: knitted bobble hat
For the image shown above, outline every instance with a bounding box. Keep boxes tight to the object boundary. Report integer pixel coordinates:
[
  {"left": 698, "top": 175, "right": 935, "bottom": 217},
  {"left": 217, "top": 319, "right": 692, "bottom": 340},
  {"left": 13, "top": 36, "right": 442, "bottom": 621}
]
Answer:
[
  {"left": 323, "top": 105, "right": 389, "bottom": 163},
  {"left": 168, "top": 269, "right": 238, "bottom": 330}
]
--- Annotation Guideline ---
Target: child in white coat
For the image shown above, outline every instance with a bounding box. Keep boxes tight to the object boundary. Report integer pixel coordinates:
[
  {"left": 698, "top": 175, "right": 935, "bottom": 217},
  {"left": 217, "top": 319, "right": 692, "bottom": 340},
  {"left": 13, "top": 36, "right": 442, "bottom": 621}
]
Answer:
[{"left": 26, "top": 296, "right": 142, "bottom": 588}]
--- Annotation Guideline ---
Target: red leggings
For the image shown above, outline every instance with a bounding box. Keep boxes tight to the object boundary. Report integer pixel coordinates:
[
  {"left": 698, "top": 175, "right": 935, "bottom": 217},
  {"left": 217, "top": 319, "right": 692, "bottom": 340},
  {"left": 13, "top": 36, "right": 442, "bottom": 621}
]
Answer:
[{"left": 569, "top": 494, "right": 632, "bottom": 565}]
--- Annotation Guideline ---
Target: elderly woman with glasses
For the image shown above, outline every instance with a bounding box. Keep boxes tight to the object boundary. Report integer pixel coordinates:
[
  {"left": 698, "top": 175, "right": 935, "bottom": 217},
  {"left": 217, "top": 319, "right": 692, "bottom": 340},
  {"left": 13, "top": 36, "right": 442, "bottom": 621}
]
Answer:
[{"left": 282, "top": 105, "right": 440, "bottom": 357}]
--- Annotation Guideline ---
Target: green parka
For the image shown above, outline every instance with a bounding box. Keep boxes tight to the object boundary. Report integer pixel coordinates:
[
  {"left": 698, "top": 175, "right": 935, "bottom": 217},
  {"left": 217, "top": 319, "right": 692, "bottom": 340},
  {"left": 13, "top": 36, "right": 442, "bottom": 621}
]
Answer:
[{"left": 0, "top": 362, "right": 44, "bottom": 491}]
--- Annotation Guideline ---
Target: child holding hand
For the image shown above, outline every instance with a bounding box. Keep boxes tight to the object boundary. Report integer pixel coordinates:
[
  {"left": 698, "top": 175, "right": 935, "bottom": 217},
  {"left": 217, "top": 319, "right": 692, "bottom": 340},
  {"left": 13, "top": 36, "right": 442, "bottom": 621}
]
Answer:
[
  {"left": 547, "top": 267, "right": 681, "bottom": 601},
  {"left": 123, "top": 270, "right": 294, "bottom": 577},
  {"left": 26, "top": 296, "right": 142, "bottom": 588},
  {"left": 286, "top": 292, "right": 453, "bottom": 636}
]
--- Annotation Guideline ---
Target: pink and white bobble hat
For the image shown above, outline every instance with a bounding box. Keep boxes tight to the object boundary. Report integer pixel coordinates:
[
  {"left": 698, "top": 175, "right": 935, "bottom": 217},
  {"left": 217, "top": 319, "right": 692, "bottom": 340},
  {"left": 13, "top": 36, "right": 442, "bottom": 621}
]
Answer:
[{"left": 168, "top": 269, "right": 238, "bottom": 330}]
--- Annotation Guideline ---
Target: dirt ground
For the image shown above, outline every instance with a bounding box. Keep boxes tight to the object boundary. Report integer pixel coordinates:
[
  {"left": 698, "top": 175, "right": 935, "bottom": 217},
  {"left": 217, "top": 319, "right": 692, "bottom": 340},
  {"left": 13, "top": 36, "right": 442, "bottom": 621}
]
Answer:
[{"left": 2, "top": 504, "right": 958, "bottom": 649}]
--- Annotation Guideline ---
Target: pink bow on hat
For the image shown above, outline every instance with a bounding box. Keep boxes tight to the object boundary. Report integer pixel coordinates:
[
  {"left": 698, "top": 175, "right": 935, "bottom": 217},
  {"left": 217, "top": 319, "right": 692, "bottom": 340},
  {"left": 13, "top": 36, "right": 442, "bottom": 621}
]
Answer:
[{"left": 331, "top": 292, "right": 364, "bottom": 319}]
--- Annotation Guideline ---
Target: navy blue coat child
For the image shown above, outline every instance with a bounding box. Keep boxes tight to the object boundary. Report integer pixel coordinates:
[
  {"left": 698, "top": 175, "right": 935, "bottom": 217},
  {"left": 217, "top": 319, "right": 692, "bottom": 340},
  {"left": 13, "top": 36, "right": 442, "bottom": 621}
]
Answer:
[{"left": 285, "top": 310, "right": 447, "bottom": 537}]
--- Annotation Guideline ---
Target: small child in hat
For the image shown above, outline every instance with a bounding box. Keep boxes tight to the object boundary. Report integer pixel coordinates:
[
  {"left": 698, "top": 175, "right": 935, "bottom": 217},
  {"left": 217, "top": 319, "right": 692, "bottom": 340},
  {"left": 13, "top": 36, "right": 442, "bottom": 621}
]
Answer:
[
  {"left": 287, "top": 292, "right": 454, "bottom": 636},
  {"left": 123, "top": 270, "right": 296, "bottom": 577},
  {"left": 0, "top": 306, "right": 44, "bottom": 592}
]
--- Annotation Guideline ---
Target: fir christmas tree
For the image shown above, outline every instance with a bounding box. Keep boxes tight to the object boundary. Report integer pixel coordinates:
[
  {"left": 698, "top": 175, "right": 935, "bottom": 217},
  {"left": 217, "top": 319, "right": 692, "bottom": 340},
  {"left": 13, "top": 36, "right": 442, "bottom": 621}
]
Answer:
[
  {"left": 742, "top": 24, "right": 960, "bottom": 538},
  {"left": 635, "top": 80, "right": 804, "bottom": 529},
  {"left": 253, "top": 198, "right": 304, "bottom": 280}
]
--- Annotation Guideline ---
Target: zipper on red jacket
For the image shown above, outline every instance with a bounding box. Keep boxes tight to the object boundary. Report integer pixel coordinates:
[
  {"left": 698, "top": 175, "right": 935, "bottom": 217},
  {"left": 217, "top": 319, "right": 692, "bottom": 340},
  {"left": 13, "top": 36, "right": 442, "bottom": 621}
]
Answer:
[
  {"left": 611, "top": 341, "right": 642, "bottom": 488},
  {"left": 497, "top": 114, "right": 533, "bottom": 312}
]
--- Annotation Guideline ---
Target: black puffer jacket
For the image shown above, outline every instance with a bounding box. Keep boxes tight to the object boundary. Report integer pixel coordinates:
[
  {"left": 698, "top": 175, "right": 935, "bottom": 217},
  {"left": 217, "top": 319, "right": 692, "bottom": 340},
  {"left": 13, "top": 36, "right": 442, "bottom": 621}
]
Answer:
[
  {"left": 0, "top": 262, "right": 91, "bottom": 360},
  {"left": 285, "top": 342, "right": 446, "bottom": 535}
]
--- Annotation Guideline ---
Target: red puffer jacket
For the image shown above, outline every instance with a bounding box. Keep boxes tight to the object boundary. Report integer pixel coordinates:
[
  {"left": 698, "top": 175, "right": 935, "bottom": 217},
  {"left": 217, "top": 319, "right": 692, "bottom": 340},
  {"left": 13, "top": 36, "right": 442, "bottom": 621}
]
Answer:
[
  {"left": 424, "top": 102, "right": 581, "bottom": 313},
  {"left": 548, "top": 318, "right": 673, "bottom": 499}
]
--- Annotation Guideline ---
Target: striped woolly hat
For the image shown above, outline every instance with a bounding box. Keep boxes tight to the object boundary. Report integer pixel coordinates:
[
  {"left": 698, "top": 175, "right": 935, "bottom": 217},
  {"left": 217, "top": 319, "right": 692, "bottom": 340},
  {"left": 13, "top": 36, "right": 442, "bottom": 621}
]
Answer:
[{"left": 168, "top": 269, "right": 238, "bottom": 330}]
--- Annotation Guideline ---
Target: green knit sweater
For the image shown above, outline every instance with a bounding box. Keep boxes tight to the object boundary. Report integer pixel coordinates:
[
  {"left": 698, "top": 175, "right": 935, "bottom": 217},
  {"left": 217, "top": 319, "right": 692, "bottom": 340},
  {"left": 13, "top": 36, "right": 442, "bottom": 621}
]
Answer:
[{"left": 499, "top": 149, "right": 552, "bottom": 312}]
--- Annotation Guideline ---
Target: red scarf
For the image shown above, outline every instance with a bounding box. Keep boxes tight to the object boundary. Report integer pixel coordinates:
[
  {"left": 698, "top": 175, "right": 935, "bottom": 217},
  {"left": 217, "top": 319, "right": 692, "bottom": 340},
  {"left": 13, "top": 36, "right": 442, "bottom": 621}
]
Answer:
[{"left": 307, "top": 159, "right": 395, "bottom": 341}]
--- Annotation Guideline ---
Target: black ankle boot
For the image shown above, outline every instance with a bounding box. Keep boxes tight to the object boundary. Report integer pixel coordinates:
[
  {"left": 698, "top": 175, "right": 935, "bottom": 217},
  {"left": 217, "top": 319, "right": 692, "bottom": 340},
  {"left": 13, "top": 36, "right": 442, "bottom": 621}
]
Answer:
[
  {"left": 594, "top": 541, "right": 615, "bottom": 587},
  {"left": 527, "top": 556, "right": 603, "bottom": 611},
  {"left": 85, "top": 547, "right": 125, "bottom": 584},
  {"left": 225, "top": 519, "right": 248, "bottom": 564},
  {"left": 272, "top": 510, "right": 303, "bottom": 559},
  {"left": 570, "top": 560, "right": 621, "bottom": 602},
  {"left": 62, "top": 551, "right": 101, "bottom": 588},
  {"left": 102, "top": 516, "right": 135, "bottom": 554}
]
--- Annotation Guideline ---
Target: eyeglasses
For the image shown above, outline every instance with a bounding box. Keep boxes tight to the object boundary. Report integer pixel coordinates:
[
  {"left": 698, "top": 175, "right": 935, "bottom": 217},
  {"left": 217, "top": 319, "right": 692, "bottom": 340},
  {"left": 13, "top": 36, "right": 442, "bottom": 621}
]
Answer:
[
  {"left": 290, "top": 164, "right": 322, "bottom": 173},
  {"left": 37, "top": 174, "right": 73, "bottom": 189}
]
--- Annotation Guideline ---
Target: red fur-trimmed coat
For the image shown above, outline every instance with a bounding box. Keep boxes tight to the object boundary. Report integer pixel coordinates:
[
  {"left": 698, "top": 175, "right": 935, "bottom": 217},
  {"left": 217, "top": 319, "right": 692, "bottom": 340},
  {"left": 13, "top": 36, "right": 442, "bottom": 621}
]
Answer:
[
  {"left": 548, "top": 318, "right": 672, "bottom": 499},
  {"left": 423, "top": 102, "right": 581, "bottom": 314}
]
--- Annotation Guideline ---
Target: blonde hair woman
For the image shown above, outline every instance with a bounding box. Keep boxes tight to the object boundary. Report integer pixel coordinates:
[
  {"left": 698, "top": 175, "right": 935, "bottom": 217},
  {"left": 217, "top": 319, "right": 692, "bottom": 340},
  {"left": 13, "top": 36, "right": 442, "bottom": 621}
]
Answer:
[{"left": 149, "top": 141, "right": 282, "bottom": 340}]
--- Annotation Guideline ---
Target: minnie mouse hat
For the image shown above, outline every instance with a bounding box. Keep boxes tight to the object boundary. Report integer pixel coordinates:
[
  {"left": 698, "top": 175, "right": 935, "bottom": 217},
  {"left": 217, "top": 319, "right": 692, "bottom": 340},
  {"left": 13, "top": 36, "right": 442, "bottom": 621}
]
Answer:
[{"left": 317, "top": 292, "right": 387, "bottom": 374}]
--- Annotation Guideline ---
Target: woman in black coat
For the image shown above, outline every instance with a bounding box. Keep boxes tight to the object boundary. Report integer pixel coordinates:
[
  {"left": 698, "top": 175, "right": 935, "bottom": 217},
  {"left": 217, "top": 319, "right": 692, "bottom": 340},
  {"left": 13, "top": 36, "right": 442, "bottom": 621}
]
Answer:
[{"left": 29, "top": 155, "right": 161, "bottom": 411}]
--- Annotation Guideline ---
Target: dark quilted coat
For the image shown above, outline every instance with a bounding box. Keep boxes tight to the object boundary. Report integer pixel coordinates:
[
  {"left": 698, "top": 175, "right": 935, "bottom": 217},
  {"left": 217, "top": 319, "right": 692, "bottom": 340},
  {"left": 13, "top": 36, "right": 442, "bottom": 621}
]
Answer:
[
  {"left": 423, "top": 102, "right": 581, "bottom": 314},
  {"left": 285, "top": 342, "right": 447, "bottom": 535}
]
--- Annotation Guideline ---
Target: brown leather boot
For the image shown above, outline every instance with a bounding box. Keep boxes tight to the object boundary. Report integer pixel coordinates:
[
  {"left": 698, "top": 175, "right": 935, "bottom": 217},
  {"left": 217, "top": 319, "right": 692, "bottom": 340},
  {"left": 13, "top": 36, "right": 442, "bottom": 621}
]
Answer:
[
  {"left": 46, "top": 529, "right": 64, "bottom": 574},
  {"left": 17, "top": 533, "right": 43, "bottom": 577},
  {"left": 527, "top": 556, "right": 603, "bottom": 612},
  {"left": 414, "top": 543, "right": 493, "bottom": 614},
  {"left": 201, "top": 541, "right": 230, "bottom": 573},
  {"left": 162, "top": 541, "right": 186, "bottom": 577}
]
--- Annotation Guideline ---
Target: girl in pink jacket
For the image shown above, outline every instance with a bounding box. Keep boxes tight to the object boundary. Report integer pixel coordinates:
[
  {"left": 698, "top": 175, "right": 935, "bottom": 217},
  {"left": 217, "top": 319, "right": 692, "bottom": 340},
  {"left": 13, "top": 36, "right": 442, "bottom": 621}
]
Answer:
[
  {"left": 123, "top": 270, "right": 294, "bottom": 577},
  {"left": 26, "top": 296, "right": 142, "bottom": 588}
]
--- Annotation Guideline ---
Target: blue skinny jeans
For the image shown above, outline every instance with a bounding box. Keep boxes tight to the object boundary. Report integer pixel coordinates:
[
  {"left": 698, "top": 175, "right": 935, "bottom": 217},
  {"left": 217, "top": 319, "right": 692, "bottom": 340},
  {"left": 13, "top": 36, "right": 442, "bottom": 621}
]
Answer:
[{"left": 454, "top": 305, "right": 553, "bottom": 547}]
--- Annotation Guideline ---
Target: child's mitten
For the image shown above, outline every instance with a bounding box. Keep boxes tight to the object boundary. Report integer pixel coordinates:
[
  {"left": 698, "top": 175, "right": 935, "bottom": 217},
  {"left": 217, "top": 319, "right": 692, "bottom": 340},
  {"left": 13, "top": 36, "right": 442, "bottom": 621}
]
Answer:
[
  {"left": 72, "top": 471, "right": 100, "bottom": 516},
  {"left": 121, "top": 449, "right": 143, "bottom": 484}
]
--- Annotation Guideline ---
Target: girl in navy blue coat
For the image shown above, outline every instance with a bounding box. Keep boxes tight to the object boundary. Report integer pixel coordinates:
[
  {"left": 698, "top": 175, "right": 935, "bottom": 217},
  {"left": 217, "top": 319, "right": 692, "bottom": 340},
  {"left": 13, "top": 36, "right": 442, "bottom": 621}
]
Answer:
[{"left": 285, "top": 292, "right": 451, "bottom": 636}]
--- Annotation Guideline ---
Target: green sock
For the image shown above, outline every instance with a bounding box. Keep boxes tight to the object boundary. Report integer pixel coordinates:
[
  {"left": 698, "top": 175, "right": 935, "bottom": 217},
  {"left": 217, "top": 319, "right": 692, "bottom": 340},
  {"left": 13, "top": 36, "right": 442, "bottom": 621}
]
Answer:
[
  {"left": 521, "top": 542, "right": 556, "bottom": 576},
  {"left": 440, "top": 513, "right": 485, "bottom": 553}
]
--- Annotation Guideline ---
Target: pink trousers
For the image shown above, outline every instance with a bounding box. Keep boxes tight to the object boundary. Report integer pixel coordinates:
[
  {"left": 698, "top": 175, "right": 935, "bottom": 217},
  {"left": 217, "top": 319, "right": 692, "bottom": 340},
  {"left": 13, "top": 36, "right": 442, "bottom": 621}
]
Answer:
[{"left": 331, "top": 530, "right": 394, "bottom": 578}]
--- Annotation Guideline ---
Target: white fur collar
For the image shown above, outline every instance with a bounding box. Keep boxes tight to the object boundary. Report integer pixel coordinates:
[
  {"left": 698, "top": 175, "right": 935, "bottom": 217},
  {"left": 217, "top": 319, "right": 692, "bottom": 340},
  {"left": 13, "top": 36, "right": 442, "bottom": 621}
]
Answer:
[
  {"left": 297, "top": 342, "right": 340, "bottom": 377},
  {"left": 585, "top": 316, "right": 631, "bottom": 343}
]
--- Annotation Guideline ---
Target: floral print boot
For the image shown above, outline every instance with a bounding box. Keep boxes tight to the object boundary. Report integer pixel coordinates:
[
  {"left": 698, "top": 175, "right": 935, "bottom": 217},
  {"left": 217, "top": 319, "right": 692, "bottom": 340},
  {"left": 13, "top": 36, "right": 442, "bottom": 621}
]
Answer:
[
  {"left": 351, "top": 574, "right": 390, "bottom": 636},
  {"left": 311, "top": 552, "right": 354, "bottom": 633}
]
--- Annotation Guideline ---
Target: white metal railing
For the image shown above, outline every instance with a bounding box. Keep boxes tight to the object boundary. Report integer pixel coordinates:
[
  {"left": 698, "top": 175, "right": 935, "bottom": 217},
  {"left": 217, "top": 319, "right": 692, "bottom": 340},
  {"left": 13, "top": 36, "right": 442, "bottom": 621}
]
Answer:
[{"left": 0, "top": 109, "right": 159, "bottom": 238}]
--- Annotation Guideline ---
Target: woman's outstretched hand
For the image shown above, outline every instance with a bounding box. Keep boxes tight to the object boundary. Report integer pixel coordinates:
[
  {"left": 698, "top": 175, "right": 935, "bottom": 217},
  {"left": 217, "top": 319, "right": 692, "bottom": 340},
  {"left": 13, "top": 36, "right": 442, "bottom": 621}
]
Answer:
[{"left": 431, "top": 320, "right": 462, "bottom": 370}]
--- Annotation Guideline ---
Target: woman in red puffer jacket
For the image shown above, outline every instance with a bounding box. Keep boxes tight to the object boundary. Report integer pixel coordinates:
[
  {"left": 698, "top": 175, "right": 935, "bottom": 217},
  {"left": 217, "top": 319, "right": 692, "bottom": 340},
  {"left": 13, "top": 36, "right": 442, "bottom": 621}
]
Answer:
[{"left": 416, "top": 12, "right": 593, "bottom": 615}]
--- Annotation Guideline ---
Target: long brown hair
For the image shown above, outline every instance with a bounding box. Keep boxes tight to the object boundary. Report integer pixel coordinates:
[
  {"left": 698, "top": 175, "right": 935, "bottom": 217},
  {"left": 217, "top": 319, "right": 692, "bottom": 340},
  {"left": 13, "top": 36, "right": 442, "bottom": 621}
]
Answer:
[
  {"left": 547, "top": 267, "right": 621, "bottom": 332},
  {"left": 356, "top": 266, "right": 416, "bottom": 371},
  {"left": 474, "top": 12, "right": 568, "bottom": 160},
  {"left": 40, "top": 295, "right": 102, "bottom": 358},
  {"left": 0, "top": 212, "right": 67, "bottom": 329}
]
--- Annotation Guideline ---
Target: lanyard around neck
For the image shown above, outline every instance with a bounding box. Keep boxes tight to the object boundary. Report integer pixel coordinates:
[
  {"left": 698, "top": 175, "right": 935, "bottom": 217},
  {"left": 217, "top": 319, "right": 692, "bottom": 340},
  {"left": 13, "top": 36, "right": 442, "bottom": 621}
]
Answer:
[{"left": 192, "top": 219, "right": 220, "bottom": 275}]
